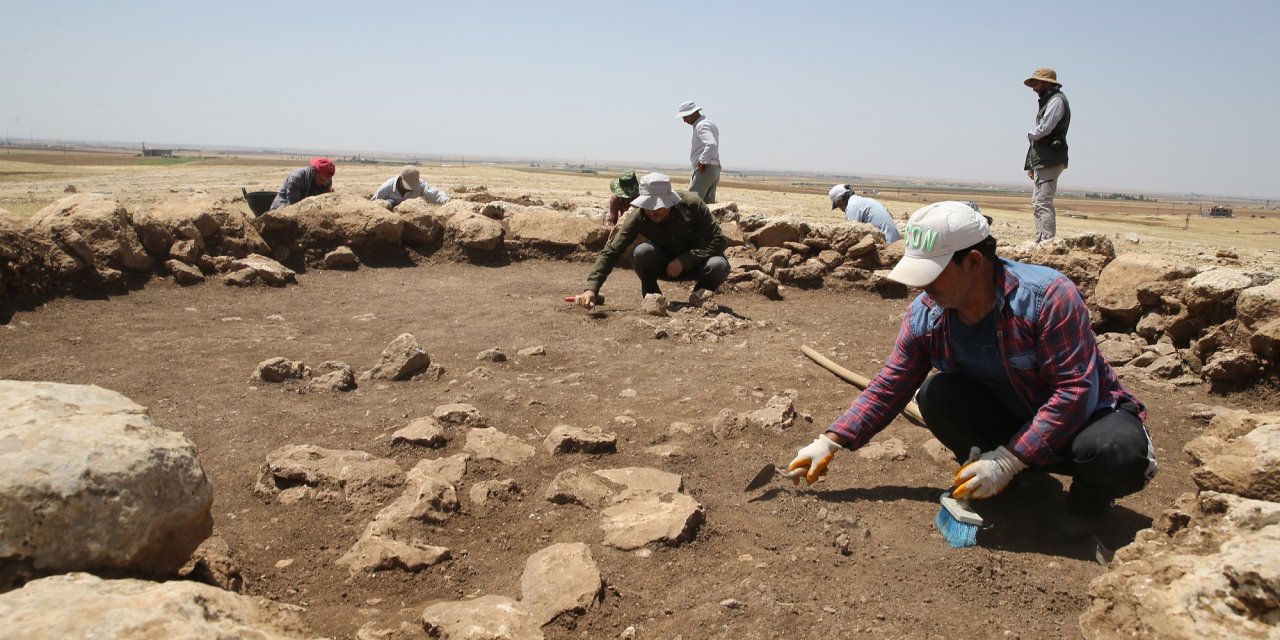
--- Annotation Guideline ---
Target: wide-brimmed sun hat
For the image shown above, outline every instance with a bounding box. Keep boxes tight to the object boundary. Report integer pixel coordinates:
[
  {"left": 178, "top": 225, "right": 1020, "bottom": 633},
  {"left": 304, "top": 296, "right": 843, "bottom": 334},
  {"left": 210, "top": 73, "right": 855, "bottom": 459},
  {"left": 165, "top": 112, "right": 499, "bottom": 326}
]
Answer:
[
  {"left": 399, "top": 165, "right": 421, "bottom": 190},
  {"left": 631, "top": 173, "right": 680, "bottom": 211},
  {"left": 887, "top": 201, "right": 991, "bottom": 287},
  {"left": 828, "top": 184, "right": 854, "bottom": 209},
  {"left": 676, "top": 100, "right": 701, "bottom": 118},
  {"left": 1024, "top": 67, "right": 1061, "bottom": 87},
  {"left": 610, "top": 170, "right": 640, "bottom": 199}
]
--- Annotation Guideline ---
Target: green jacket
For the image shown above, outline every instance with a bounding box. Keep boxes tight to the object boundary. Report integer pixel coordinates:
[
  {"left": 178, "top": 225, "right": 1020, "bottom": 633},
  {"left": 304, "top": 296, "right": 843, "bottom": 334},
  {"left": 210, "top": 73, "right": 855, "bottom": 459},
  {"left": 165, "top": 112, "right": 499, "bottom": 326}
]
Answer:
[{"left": 586, "top": 190, "right": 726, "bottom": 293}]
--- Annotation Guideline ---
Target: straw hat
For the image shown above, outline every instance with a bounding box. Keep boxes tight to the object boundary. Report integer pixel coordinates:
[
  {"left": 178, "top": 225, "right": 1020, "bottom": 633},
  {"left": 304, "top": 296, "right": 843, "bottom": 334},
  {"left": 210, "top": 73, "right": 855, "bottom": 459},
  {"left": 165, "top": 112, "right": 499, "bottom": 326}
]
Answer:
[{"left": 1023, "top": 67, "right": 1061, "bottom": 87}]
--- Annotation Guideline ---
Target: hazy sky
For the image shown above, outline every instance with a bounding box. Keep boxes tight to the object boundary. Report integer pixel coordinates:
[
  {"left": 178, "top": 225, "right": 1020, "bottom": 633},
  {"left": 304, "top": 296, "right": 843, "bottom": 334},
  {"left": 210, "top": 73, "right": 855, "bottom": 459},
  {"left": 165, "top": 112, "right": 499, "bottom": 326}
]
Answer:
[{"left": 3, "top": 1, "right": 1277, "bottom": 199}]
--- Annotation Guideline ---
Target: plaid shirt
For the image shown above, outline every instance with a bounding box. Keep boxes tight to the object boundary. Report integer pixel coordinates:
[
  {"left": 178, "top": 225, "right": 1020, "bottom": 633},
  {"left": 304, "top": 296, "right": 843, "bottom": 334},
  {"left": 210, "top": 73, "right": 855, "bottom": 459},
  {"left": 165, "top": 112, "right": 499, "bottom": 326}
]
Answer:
[{"left": 827, "top": 258, "right": 1145, "bottom": 466}]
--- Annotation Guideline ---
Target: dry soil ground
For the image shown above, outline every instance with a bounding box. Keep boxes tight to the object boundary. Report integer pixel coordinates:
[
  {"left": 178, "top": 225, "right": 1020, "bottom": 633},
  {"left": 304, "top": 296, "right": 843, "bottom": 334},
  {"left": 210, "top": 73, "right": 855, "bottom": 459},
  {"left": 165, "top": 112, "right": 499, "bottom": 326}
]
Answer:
[{"left": 1, "top": 152, "right": 1277, "bottom": 639}]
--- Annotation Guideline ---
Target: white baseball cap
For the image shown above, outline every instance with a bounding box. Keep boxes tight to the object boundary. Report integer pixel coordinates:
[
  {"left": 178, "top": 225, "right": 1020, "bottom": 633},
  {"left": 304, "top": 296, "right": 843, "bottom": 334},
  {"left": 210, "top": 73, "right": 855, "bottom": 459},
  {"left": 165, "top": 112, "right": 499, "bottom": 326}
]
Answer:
[
  {"left": 887, "top": 201, "right": 991, "bottom": 287},
  {"left": 828, "top": 184, "right": 854, "bottom": 209},
  {"left": 676, "top": 100, "right": 701, "bottom": 118},
  {"left": 631, "top": 173, "right": 680, "bottom": 210}
]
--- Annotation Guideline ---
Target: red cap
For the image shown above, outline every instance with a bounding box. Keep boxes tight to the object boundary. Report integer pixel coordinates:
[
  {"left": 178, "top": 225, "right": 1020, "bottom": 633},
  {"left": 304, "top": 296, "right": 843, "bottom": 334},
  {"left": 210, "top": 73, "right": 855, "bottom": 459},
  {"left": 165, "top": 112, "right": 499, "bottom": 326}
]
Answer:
[{"left": 310, "top": 157, "right": 335, "bottom": 177}]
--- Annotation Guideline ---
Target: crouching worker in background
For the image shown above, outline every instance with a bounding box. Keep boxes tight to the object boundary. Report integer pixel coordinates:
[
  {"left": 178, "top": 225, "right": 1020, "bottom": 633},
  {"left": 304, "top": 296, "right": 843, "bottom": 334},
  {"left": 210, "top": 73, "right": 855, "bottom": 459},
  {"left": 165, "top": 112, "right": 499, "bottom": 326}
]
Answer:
[
  {"left": 785, "top": 201, "right": 1157, "bottom": 540},
  {"left": 269, "top": 157, "right": 335, "bottom": 212},
  {"left": 574, "top": 173, "right": 728, "bottom": 309},
  {"left": 371, "top": 165, "right": 450, "bottom": 209}
]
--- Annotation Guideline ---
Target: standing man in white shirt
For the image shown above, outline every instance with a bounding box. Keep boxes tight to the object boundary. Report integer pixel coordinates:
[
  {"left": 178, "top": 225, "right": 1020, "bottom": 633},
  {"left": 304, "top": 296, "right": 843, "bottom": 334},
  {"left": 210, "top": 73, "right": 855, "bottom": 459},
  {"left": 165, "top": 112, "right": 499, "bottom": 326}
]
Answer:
[
  {"left": 370, "top": 165, "right": 451, "bottom": 209},
  {"left": 1023, "top": 67, "right": 1071, "bottom": 243},
  {"left": 677, "top": 101, "right": 721, "bottom": 204}
]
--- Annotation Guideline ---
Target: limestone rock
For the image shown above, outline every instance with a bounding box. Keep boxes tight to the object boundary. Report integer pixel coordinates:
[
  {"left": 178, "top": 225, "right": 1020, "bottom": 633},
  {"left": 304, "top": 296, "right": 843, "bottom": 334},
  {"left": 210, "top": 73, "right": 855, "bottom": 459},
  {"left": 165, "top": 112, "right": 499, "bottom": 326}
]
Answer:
[
  {"left": 1237, "top": 280, "right": 1280, "bottom": 330},
  {"left": 856, "top": 437, "right": 909, "bottom": 461},
  {"left": 254, "top": 445, "right": 403, "bottom": 508},
  {"left": 366, "top": 333, "right": 430, "bottom": 380},
  {"left": 1190, "top": 423, "right": 1280, "bottom": 502},
  {"left": 0, "top": 381, "right": 213, "bottom": 590},
  {"left": 544, "top": 468, "right": 623, "bottom": 508},
  {"left": 641, "top": 293, "right": 669, "bottom": 317},
  {"left": 745, "top": 220, "right": 801, "bottom": 247},
  {"left": 464, "top": 428, "right": 536, "bottom": 465},
  {"left": 413, "top": 454, "right": 469, "bottom": 486},
  {"left": 165, "top": 259, "right": 205, "bottom": 286},
  {"left": 392, "top": 417, "right": 447, "bottom": 448},
  {"left": 599, "top": 491, "right": 704, "bottom": 550},
  {"left": 224, "top": 254, "right": 297, "bottom": 287},
  {"left": 1182, "top": 268, "right": 1257, "bottom": 314},
  {"left": 520, "top": 543, "right": 602, "bottom": 625},
  {"left": 506, "top": 210, "right": 600, "bottom": 250},
  {"left": 252, "top": 357, "right": 311, "bottom": 383},
  {"left": 421, "top": 595, "right": 543, "bottom": 640},
  {"left": 469, "top": 479, "right": 519, "bottom": 507},
  {"left": 434, "top": 403, "right": 486, "bottom": 427},
  {"left": 446, "top": 212, "right": 504, "bottom": 251},
  {"left": 306, "top": 361, "right": 356, "bottom": 392},
  {"left": 322, "top": 246, "right": 359, "bottom": 269},
  {"left": 593, "top": 467, "right": 683, "bottom": 495},
  {"left": 743, "top": 395, "right": 796, "bottom": 432},
  {"left": 25, "top": 193, "right": 153, "bottom": 275},
  {"left": 1080, "top": 491, "right": 1280, "bottom": 640},
  {"left": 1094, "top": 254, "right": 1196, "bottom": 326},
  {"left": 0, "top": 573, "right": 311, "bottom": 639},
  {"left": 543, "top": 425, "right": 618, "bottom": 455}
]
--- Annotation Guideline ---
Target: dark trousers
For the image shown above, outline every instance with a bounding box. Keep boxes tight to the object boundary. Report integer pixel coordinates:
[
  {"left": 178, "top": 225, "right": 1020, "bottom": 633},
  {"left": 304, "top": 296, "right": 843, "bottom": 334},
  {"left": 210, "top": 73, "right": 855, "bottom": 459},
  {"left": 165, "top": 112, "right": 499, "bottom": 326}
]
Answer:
[
  {"left": 631, "top": 243, "right": 729, "bottom": 296},
  {"left": 916, "top": 372, "right": 1155, "bottom": 514}
]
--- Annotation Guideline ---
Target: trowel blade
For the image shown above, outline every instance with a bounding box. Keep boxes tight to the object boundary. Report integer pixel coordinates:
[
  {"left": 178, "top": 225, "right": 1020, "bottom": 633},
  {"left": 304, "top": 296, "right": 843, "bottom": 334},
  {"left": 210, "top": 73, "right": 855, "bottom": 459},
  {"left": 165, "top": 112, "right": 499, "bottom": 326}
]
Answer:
[{"left": 744, "top": 463, "right": 779, "bottom": 492}]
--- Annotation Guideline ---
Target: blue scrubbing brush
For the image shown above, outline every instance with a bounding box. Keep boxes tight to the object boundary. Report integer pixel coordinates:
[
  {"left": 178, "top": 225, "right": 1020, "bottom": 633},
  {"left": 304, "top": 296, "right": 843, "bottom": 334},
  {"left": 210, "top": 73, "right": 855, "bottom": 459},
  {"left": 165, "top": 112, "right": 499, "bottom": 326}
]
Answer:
[
  {"left": 936, "top": 446, "right": 984, "bottom": 547},
  {"left": 936, "top": 491, "right": 983, "bottom": 548}
]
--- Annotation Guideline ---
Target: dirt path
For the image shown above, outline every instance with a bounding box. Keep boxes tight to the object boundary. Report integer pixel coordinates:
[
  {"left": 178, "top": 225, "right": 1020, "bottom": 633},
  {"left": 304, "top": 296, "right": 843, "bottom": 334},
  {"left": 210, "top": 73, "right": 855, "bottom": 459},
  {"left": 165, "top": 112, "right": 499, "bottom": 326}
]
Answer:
[{"left": 3, "top": 256, "right": 1264, "bottom": 639}]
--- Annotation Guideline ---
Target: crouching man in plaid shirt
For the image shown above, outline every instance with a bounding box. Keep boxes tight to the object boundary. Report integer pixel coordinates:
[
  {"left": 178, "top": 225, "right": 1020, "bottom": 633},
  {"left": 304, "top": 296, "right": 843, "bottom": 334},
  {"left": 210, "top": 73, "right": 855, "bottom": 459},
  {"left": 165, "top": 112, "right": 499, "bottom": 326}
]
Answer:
[{"left": 787, "top": 201, "right": 1157, "bottom": 539}]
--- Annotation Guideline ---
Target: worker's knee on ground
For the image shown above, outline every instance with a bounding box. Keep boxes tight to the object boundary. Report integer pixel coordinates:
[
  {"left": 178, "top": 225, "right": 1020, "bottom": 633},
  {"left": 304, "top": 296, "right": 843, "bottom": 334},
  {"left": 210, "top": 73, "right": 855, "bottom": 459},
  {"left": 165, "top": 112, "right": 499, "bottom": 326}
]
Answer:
[
  {"left": 703, "top": 256, "right": 730, "bottom": 288},
  {"left": 632, "top": 243, "right": 661, "bottom": 273}
]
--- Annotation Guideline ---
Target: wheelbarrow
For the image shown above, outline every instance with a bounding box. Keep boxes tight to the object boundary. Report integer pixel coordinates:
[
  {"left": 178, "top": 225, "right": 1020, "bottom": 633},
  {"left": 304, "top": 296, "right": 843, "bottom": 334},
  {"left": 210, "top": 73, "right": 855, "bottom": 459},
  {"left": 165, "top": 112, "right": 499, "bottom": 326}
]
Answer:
[{"left": 242, "top": 187, "right": 277, "bottom": 217}]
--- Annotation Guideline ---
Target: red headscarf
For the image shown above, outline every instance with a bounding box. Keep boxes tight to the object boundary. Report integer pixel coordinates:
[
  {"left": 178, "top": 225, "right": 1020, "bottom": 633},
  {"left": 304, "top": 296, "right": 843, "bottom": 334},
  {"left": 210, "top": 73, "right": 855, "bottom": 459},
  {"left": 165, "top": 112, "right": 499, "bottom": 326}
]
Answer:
[{"left": 310, "top": 157, "right": 336, "bottom": 177}]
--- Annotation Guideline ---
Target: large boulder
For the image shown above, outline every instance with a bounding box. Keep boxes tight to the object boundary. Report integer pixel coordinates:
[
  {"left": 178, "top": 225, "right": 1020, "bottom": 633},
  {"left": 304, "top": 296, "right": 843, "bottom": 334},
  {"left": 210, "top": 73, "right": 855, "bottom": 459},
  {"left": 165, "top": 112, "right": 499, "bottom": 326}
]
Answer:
[
  {"left": 1182, "top": 268, "right": 1259, "bottom": 315},
  {"left": 1094, "top": 254, "right": 1197, "bottom": 326},
  {"left": 0, "top": 381, "right": 213, "bottom": 591},
  {"left": 1188, "top": 423, "right": 1280, "bottom": 502},
  {"left": 505, "top": 210, "right": 603, "bottom": 251},
  {"left": 395, "top": 198, "right": 467, "bottom": 247},
  {"left": 446, "top": 212, "right": 505, "bottom": 251},
  {"left": 1237, "top": 280, "right": 1280, "bottom": 331},
  {"left": 136, "top": 194, "right": 269, "bottom": 259},
  {"left": 257, "top": 192, "right": 404, "bottom": 250},
  {"left": 0, "top": 217, "right": 62, "bottom": 296},
  {"left": 1002, "top": 233, "right": 1115, "bottom": 298},
  {"left": 24, "top": 193, "right": 152, "bottom": 276},
  {"left": 745, "top": 219, "right": 801, "bottom": 247},
  {"left": 1080, "top": 491, "right": 1280, "bottom": 640},
  {"left": 0, "top": 573, "right": 312, "bottom": 639}
]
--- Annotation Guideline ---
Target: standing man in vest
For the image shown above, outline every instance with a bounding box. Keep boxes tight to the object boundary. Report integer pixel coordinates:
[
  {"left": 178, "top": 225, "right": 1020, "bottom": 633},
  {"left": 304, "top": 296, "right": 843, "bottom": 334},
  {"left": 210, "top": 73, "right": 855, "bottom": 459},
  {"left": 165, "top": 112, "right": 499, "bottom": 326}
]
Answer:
[
  {"left": 1023, "top": 67, "right": 1070, "bottom": 243},
  {"left": 677, "top": 101, "right": 721, "bottom": 204}
]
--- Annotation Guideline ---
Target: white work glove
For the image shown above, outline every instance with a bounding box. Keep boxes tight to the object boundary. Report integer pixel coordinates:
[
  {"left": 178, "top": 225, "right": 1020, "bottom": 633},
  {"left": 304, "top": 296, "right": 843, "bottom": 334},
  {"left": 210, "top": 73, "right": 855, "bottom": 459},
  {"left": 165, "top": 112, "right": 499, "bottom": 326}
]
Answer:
[
  {"left": 787, "top": 434, "right": 842, "bottom": 486},
  {"left": 953, "top": 446, "right": 1027, "bottom": 500}
]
